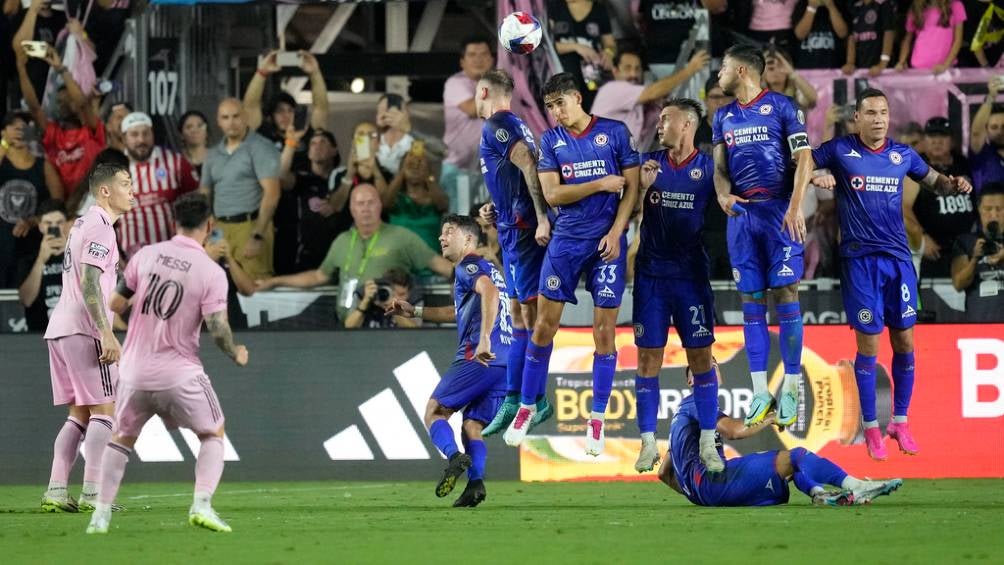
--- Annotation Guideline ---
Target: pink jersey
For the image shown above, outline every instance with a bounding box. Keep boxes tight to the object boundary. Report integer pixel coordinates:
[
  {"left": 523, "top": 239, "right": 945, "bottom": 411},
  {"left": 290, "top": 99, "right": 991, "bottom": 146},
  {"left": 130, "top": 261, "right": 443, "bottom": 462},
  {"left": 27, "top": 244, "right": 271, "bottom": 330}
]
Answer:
[
  {"left": 44, "top": 205, "right": 120, "bottom": 341},
  {"left": 119, "top": 235, "right": 228, "bottom": 391}
]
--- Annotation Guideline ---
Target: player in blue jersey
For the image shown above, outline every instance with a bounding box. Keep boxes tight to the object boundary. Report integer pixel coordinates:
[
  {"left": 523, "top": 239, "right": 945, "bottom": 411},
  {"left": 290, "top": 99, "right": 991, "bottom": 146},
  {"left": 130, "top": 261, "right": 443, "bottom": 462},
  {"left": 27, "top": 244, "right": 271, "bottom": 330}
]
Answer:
[
  {"left": 503, "top": 72, "right": 640, "bottom": 456},
  {"left": 472, "top": 69, "right": 554, "bottom": 437},
  {"left": 634, "top": 98, "right": 721, "bottom": 473},
  {"left": 657, "top": 368, "right": 903, "bottom": 507},
  {"left": 811, "top": 89, "right": 972, "bottom": 461},
  {"left": 712, "top": 44, "right": 815, "bottom": 429},
  {"left": 386, "top": 215, "right": 512, "bottom": 507}
]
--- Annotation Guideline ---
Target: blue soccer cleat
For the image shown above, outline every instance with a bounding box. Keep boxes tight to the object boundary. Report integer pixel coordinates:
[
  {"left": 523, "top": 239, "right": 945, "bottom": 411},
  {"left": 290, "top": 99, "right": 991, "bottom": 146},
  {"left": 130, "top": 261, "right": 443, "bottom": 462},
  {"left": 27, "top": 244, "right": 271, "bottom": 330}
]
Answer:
[{"left": 744, "top": 391, "right": 776, "bottom": 426}]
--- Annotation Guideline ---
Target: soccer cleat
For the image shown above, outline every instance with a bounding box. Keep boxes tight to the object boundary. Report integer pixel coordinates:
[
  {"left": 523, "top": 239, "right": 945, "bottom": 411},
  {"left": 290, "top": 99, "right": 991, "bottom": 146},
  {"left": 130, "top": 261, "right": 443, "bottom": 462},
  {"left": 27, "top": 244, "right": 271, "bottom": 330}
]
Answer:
[
  {"left": 503, "top": 406, "right": 535, "bottom": 447},
  {"left": 812, "top": 489, "right": 855, "bottom": 507},
  {"left": 886, "top": 422, "right": 919, "bottom": 455},
  {"left": 634, "top": 437, "right": 659, "bottom": 473},
  {"left": 435, "top": 453, "right": 472, "bottom": 498},
  {"left": 585, "top": 418, "right": 605, "bottom": 456},
  {"left": 851, "top": 478, "right": 903, "bottom": 505},
  {"left": 85, "top": 507, "right": 112, "bottom": 534},
  {"left": 699, "top": 441, "right": 725, "bottom": 473},
  {"left": 452, "top": 479, "right": 487, "bottom": 508},
  {"left": 482, "top": 396, "right": 519, "bottom": 437},
  {"left": 188, "top": 506, "right": 232, "bottom": 532},
  {"left": 41, "top": 491, "right": 78, "bottom": 513},
  {"left": 527, "top": 397, "right": 554, "bottom": 432},
  {"left": 863, "top": 427, "right": 887, "bottom": 461},
  {"left": 776, "top": 389, "right": 798, "bottom": 428},
  {"left": 78, "top": 495, "right": 125, "bottom": 513},
  {"left": 744, "top": 392, "right": 775, "bottom": 426}
]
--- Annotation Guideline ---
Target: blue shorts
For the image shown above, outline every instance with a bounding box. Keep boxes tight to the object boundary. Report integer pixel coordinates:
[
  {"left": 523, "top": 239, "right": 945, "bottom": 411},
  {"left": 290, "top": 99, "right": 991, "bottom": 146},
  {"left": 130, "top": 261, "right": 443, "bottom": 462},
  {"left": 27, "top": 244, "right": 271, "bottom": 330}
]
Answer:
[
  {"left": 498, "top": 225, "right": 546, "bottom": 303},
  {"left": 685, "top": 451, "right": 790, "bottom": 507},
  {"left": 841, "top": 254, "right": 918, "bottom": 334},
  {"left": 431, "top": 360, "right": 507, "bottom": 424},
  {"left": 633, "top": 274, "right": 715, "bottom": 349},
  {"left": 727, "top": 199, "right": 803, "bottom": 293},
  {"left": 539, "top": 234, "right": 627, "bottom": 307}
]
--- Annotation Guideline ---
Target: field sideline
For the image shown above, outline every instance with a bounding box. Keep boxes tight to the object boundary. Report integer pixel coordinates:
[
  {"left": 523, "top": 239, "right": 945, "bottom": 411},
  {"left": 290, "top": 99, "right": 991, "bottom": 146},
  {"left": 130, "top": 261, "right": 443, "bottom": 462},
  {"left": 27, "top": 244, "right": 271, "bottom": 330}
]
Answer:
[{"left": 2, "top": 480, "right": 1002, "bottom": 564}]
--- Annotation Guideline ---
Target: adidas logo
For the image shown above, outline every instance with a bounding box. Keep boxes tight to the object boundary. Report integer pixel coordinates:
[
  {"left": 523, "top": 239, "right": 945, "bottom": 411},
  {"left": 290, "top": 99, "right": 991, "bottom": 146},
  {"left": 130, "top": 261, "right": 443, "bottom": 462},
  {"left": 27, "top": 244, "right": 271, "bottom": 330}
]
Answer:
[
  {"left": 844, "top": 149, "right": 862, "bottom": 158},
  {"left": 902, "top": 305, "right": 916, "bottom": 318},
  {"left": 598, "top": 285, "right": 616, "bottom": 299},
  {"left": 693, "top": 325, "right": 711, "bottom": 338},
  {"left": 91, "top": 416, "right": 241, "bottom": 463},
  {"left": 553, "top": 139, "right": 567, "bottom": 149},
  {"left": 324, "top": 352, "right": 458, "bottom": 460},
  {"left": 777, "top": 264, "right": 795, "bottom": 277}
]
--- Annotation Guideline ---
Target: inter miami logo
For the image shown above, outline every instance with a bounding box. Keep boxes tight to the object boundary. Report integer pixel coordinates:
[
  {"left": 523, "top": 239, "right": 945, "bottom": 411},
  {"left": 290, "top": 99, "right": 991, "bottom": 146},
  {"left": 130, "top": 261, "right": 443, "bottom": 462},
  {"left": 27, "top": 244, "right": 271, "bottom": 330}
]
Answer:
[
  {"left": 850, "top": 176, "right": 866, "bottom": 191},
  {"left": 865, "top": 10, "right": 877, "bottom": 24},
  {"left": 689, "top": 168, "right": 703, "bottom": 181},
  {"left": 759, "top": 104, "right": 773, "bottom": 115},
  {"left": 495, "top": 128, "right": 510, "bottom": 143},
  {"left": 545, "top": 275, "right": 561, "bottom": 291},
  {"left": 724, "top": 131, "right": 735, "bottom": 147},
  {"left": 889, "top": 151, "right": 903, "bottom": 165},
  {"left": 560, "top": 163, "right": 573, "bottom": 179},
  {"left": 594, "top": 133, "right": 609, "bottom": 147},
  {"left": 857, "top": 309, "right": 874, "bottom": 324}
]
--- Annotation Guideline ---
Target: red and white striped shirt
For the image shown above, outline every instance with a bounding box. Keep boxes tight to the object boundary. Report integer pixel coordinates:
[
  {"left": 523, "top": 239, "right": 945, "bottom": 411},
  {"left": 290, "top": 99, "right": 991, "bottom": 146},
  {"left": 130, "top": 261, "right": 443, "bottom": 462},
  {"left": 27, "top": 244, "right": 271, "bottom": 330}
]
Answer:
[{"left": 117, "top": 146, "right": 200, "bottom": 259}]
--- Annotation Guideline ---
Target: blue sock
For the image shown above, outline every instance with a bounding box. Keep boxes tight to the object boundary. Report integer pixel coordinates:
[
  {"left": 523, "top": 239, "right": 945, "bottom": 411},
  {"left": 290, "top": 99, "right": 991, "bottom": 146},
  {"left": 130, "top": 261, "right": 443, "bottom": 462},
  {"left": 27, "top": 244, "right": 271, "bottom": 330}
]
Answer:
[
  {"left": 854, "top": 353, "right": 878, "bottom": 422},
  {"left": 742, "top": 302, "right": 769, "bottom": 373},
  {"left": 520, "top": 341, "right": 552, "bottom": 405},
  {"left": 428, "top": 419, "right": 458, "bottom": 458},
  {"left": 776, "top": 302, "right": 803, "bottom": 375},
  {"left": 892, "top": 352, "right": 915, "bottom": 417},
  {"left": 691, "top": 368, "right": 720, "bottom": 431},
  {"left": 466, "top": 439, "right": 487, "bottom": 481},
  {"left": 790, "top": 447, "right": 848, "bottom": 489},
  {"left": 635, "top": 375, "right": 660, "bottom": 434},
  {"left": 506, "top": 328, "right": 529, "bottom": 395},
  {"left": 792, "top": 471, "right": 823, "bottom": 497},
  {"left": 591, "top": 352, "right": 617, "bottom": 415}
]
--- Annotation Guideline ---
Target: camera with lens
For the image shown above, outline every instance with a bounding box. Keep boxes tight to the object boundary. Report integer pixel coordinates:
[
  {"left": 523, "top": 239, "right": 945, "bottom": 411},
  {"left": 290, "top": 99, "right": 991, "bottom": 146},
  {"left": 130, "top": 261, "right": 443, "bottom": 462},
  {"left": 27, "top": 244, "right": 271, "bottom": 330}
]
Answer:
[
  {"left": 984, "top": 221, "right": 1002, "bottom": 256},
  {"left": 375, "top": 280, "right": 393, "bottom": 303}
]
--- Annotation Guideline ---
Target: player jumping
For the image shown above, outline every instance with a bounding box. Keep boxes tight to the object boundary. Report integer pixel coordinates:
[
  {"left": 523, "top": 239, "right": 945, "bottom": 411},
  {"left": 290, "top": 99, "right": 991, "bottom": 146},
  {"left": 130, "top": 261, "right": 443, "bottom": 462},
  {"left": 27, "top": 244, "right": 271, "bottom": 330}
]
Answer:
[
  {"left": 712, "top": 45, "right": 815, "bottom": 428},
  {"left": 386, "top": 215, "right": 511, "bottom": 507},
  {"left": 42, "top": 162, "right": 134, "bottom": 513},
  {"left": 472, "top": 68, "right": 553, "bottom": 437},
  {"left": 86, "top": 193, "right": 249, "bottom": 534},
  {"left": 811, "top": 89, "right": 971, "bottom": 460},
  {"left": 503, "top": 72, "right": 639, "bottom": 456},
  {"left": 634, "top": 99, "right": 721, "bottom": 473}
]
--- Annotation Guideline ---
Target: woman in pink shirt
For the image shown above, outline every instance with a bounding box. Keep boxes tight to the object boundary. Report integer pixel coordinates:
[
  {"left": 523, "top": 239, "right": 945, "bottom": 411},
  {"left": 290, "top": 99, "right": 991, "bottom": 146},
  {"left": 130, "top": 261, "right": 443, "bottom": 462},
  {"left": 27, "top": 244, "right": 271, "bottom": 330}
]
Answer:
[{"left": 895, "top": 0, "right": 967, "bottom": 73}]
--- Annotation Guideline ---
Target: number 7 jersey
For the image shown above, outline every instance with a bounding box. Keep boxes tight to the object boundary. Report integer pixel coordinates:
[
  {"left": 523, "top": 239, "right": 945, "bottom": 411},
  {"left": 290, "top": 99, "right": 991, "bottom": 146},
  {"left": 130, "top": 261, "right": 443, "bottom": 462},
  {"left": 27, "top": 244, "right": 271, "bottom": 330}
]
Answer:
[{"left": 119, "top": 234, "right": 229, "bottom": 390}]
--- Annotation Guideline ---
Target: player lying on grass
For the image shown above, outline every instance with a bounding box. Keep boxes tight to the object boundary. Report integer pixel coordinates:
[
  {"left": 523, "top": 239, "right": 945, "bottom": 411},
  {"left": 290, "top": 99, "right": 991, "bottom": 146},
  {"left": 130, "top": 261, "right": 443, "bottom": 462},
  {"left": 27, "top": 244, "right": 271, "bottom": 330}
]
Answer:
[{"left": 657, "top": 369, "right": 902, "bottom": 507}]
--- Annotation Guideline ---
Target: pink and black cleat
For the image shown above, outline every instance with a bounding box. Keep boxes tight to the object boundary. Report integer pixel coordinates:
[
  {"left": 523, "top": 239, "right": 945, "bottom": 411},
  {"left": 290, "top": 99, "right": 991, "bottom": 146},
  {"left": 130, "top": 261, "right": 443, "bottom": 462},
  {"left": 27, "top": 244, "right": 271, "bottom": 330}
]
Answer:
[{"left": 886, "top": 422, "right": 919, "bottom": 455}]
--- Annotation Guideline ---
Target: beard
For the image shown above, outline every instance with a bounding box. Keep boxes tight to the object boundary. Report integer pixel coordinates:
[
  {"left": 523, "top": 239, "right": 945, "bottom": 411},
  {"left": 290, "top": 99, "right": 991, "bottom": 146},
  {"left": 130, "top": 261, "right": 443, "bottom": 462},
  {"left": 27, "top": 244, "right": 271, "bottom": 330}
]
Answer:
[{"left": 126, "top": 144, "right": 152, "bottom": 162}]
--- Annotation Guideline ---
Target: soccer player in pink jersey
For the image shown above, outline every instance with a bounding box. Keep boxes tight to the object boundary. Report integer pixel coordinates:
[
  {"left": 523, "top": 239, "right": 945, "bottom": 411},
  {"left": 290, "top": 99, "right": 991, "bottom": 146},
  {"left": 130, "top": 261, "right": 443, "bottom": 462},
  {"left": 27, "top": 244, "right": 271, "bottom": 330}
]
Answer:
[
  {"left": 86, "top": 192, "right": 248, "bottom": 534},
  {"left": 41, "top": 162, "right": 134, "bottom": 513}
]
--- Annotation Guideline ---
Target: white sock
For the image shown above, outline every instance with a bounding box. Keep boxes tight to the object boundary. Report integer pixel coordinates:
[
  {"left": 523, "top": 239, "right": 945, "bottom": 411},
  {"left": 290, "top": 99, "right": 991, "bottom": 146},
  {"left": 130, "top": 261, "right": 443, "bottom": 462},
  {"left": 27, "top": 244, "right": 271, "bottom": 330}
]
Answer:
[
  {"left": 590, "top": 411, "right": 605, "bottom": 422},
  {"left": 82, "top": 481, "right": 99, "bottom": 497},
  {"left": 751, "top": 371, "right": 768, "bottom": 395},
  {"left": 46, "top": 481, "right": 67, "bottom": 493},
  {"left": 94, "top": 502, "right": 112, "bottom": 515},
  {"left": 640, "top": 431, "right": 655, "bottom": 445},
  {"left": 193, "top": 491, "right": 212, "bottom": 511},
  {"left": 699, "top": 429, "right": 716, "bottom": 446},
  {"left": 841, "top": 476, "right": 865, "bottom": 491},
  {"left": 782, "top": 373, "right": 800, "bottom": 395},
  {"left": 810, "top": 485, "right": 826, "bottom": 496},
  {"left": 892, "top": 415, "right": 908, "bottom": 423},
  {"left": 863, "top": 420, "right": 879, "bottom": 429}
]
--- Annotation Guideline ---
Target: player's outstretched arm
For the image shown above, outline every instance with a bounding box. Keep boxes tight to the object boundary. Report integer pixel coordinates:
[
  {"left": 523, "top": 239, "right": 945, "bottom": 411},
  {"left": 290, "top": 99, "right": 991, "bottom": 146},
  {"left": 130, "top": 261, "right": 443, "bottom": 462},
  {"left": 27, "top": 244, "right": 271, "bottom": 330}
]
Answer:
[
  {"left": 510, "top": 140, "right": 551, "bottom": 245},
  {"left": 919, "top": 168, "right": 973, "bottom": 196},
  {"left": 971, "top": 79, "right": 999, "bottom": 152},
  {"left": 256, "top": 268, "right": 329, "bottom": 290},
  {"left": 540, "top": 171, "right": 625, "bottom": 207},
  {"left": 385, "top": 298, "right": 455, "bottom": 323},
  {"left": 717, "top": 413, "right": 776, "bottom": 440},
  {"left": 713, "top": 143, "right": 746, "bottom": 216},
  {"left": 204, "top": 310, "right": 248, "bottom": 366}
]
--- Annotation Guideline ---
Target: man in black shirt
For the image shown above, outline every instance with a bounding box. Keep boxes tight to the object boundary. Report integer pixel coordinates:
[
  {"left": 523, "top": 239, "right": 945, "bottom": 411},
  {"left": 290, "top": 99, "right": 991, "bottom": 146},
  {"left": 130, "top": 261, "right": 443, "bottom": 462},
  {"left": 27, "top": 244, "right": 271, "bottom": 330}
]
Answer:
[
  {"left": 695, "top": 75, "right": 734, "bottom": 279},
  {"left": 842, "top": 0, "right": 896, "bottom": 76},
  {"left": 792, "top": 0, "right": 850, "bottom": 69},
  {"left": 16, "top": 199, "right": 65, "bottom": 332},
  {"left": 951, "top": 184, "right": 1004, "bottom": 321},
  {"left": 279, "top": 129, "right": 343, "bottom": 271}
]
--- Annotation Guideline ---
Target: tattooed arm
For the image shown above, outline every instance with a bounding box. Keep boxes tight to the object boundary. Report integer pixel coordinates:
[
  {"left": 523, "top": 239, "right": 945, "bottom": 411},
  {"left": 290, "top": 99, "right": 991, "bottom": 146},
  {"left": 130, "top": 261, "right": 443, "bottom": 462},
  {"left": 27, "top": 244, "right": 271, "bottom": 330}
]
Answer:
[
  {"left": 82, "top": 264, "right": 121, "bottom": 364},
  {"left": 203, "top": 310, "right": 248, "bottom": 366}
]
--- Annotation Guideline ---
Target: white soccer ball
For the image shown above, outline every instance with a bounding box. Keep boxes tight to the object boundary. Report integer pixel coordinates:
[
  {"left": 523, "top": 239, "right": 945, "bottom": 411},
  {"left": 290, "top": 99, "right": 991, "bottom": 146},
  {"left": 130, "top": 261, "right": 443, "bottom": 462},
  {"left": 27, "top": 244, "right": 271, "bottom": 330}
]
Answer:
[{"left": 499, "top": 11, "right": 543, "bottom": 55}]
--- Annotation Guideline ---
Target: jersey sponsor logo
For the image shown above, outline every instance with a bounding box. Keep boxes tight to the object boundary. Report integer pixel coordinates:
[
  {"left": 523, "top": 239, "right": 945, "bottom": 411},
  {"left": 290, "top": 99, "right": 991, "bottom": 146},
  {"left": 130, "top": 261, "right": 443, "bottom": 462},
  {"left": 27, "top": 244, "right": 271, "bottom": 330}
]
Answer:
[
  {"left": 796, "top": 109, "right": 805, "bottom": 124},
  {"left": 727, "top": 126, "right": 769, "bottom": 146},
  {"left": 156, "top": 167, "right": 168, "bottom": 180},
  {"left": 561, "top": 163, "right": 574, "bottom": 179},
  {"left": 889, "top": 151, "right": 903, "bottom": 165},
  {"left": 857, "top": 308, "right": 874, "bottom": 324},
  {"left": 633, "top": 323, "right": 645, "bottom": 338},
  {"left": 648, "top": 189, "right": 662, "bottom": 205},
  {"left": 732, "top": 268, "right": 741, "bottom": 283},
  {"left": 87, "top": 241, "right": 110, "bottom": 259},
  {"left": 724, "top": 131, "right": 735, "bottom": 146},
  {"left": 553, "top": 139, "right": 567, "bottom": 149},
  {"left": 598, "top": 285, "right": 616, "bottom": 299},
  {"left": 649, "top": 190, "right": 697, "bottom": 209},
  {"left": 844, "top": 149, "right": 862, "bottom": 158},
  {"left": 851, "top": 175, "right": 866, "bottom": 191},
  {"left": 902, "top": 305, "right": 917, "bottom": 318},
  {"left": 495, "top": 128, "right": 511, "bottom": 143},
  {"left": 759, "top": 104, "right": 773, "bottom": 115},
  {"left": 693, "top": 324, "right": 711, "bottom": 338},
  {"left": 465, "top": 263, "right": 479, "bottom": 275},
  {"left": 777, "top": 264, "right": 795, "bottom": 278},
  {"left": 689, "top": 168, "right": 703, "bottom": 180},
  {"left": 788, "top": 132, "right": 810, "bottom": 152},
  {"left": 853, "top": 174, "right": 902, "bottom": 193},
  {"left": 545, "top": 275, "right": 561, "bottom": 291},
  {"left": 561, "top": 160, "right": 609, "bottom": 179},
  {"left": 865, "top": 9, "right": 877, "bottom": 24},
  {"left": 594, "top": 133, "right": 609, "bottom": 147}
]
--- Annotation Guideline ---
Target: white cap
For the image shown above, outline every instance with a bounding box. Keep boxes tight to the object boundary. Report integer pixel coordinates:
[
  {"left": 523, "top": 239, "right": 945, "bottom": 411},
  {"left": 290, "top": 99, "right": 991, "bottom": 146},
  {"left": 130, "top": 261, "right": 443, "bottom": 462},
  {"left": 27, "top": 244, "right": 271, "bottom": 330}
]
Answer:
[{"left": 121, "top": 112, "right": 153, "bottom": 133}]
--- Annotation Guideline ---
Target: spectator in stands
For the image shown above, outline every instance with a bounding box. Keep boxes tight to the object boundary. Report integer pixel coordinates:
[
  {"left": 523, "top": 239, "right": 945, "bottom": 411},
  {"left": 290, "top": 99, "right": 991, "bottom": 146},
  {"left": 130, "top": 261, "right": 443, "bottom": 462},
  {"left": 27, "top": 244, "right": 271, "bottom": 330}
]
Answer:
[
  {"left": 103, "top": 102, "right": 132, "bottom": 153},
  {"left": 905, "top": 116, "right": 975, "bottom": 277},
  {"left": 0, "top": 110, "right": 62, "bottom": 287},
  {"left": 471, "top": 201, "right": 501, "bottom": 267},
  {"left": 693, "top": 75, "right": 733, "bottom": 279},
  {"left": 15, "top": 44, "right": 103, "bottom": 196},
  {"left": 969, "top": 78, "right": 1004, "bottom": 193},
  {"left": 822, "top": 103, "right": 857, "bottom": 141},
  {"left": 279, "top": 128, "right": 343, "bottom": 271},
  {"left": 636, "top": 0, "right": 727, "bottom": 79},
  {"left": 965, "top": 0, "right": 1004, "bottom": 68},
  {"left": 343, "top": 268, "right": 421, "bottom": 329},
  {"left": 591, "top": 48, "right": 710, "bottom": 151},
  {"left": 11, "top": 0, "right": 67, "bottom": 100},
  {"left": 792, "top": 0, "right": 849, "bottom": 69},
  {"left": 205, "top": 231, "right": 255, "bottom": 330},
  {"left": 330, "top": 121, "right": 387, "bottom": 234},
  {"left": 747, "top": 0, "right": 800, "bottom": 53},
  {"left": 200, "top": 97, "right": 280, "bottom": 279},
  {"left": 842, "top": 0, "right": 896, "bottom": 76},
  {"left": 896, "top": 121, "right": 924, "bottom": 150},
  {"left": 385, "top": 146, "right": 449, "bottom": 250},
  {"left": 895, "top": 0, "right": 966, "bottom": 72},
  {"left": 951, "top": 183, "right": 1004, "bottom": 321},
  {"left": 442, "top": 36, "right": 493, "bottom": 212},
  {"left": 118, "top": 111, "right": 200, "bottom": 259},
  {"left": 178, "top": 110, "right": 210, "bottom": 178},
  {"left": 762, "top": 47, "right": 819, "bottom": 109},
  {"left": 695, "top": 75, "right": 733, "bottom": 155},
  {"left": 15, "top": 199, "right": 65, "bottom": 331},
  {"left": 255, "top": 183, "right": 452, "bottom": 320},
  {"left": 374, "top": 93, "right": 414, "bottom": 177},
  {"left": 549, "top": 0, "right": 615, "bottom": 110}
]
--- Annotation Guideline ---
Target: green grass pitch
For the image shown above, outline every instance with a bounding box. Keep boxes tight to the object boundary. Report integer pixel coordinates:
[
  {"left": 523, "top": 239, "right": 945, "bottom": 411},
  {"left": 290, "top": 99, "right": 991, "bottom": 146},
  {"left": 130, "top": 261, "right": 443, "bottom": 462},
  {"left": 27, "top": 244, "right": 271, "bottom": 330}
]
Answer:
[{"left": 2, "top": 480, "right": 1003, "bottom": 564}]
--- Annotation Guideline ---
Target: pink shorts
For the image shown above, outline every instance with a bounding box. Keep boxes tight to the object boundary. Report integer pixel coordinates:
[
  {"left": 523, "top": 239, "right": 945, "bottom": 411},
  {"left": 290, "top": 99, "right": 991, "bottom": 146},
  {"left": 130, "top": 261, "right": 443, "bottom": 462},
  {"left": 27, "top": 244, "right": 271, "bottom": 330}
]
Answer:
[
  {"left": 114, "top": 375, "right": 225, "bottom": 437},
  {"left": 47, "top": 334, "right": 118, "bottom": 406}
]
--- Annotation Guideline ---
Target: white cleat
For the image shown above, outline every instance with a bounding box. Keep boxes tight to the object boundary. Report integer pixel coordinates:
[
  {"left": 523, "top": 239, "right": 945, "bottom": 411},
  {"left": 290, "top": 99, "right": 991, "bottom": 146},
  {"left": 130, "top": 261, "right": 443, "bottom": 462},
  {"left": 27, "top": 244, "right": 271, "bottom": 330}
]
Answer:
[
  {"left": 700, "top": 441, "right": 725, "bottom": 473},
  {"left": 503, "top": 406, "right": 535, "bottom": 447},
  {"left": 585, "top": 419, "right": 605, "bottom": 456},
  {"left": 40, "top": 490, "right": 78, "bottom": 513},
  {"left": 85, "top": 508, "right": 111, "bottom": 534},
  {"left": 852, "top": 478, "right": 903, "bottom": 505},
  {"left": 188, "top": 506, "right": 232, "bottom": 533},
  {"left": 634, "top": 437, "right": 659, "bottom": 472}
]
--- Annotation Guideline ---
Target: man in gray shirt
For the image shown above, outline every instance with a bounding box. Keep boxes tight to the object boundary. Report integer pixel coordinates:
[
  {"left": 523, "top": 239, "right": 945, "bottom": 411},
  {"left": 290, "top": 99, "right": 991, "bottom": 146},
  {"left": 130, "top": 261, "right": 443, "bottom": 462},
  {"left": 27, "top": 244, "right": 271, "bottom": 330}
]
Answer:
[{"left": 200, "top": 98, "right": 281, "bottom": 279}]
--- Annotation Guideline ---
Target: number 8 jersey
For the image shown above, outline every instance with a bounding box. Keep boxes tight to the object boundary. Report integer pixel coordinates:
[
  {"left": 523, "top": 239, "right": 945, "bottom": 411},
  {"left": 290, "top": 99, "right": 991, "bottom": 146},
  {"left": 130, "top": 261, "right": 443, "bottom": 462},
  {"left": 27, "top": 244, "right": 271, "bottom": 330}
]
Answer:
[{"left": 118, "top": 234, "right": 229, "bottom": 390}]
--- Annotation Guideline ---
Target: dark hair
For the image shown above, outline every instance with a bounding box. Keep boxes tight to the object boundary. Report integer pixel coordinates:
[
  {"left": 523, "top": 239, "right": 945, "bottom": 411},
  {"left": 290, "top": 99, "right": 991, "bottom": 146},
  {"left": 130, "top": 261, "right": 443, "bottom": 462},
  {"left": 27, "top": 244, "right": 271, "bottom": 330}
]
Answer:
[
  {"left": 980, "top": 182, "right": 1004, "bottom": 204},
  {"left": 177, "top": 110, "right": 208, "bottom": 132},
  {"left": 613, "top": 49, "right": 645, "bottom": 69},
  {"left": 664, "top": 97, "right": 704, "bottom": 123},
  {"left": 855, "top": 88, "right": 887, "bottom": 111},
  {"left": 37, "top": 199, "right": 67, "bottom": 218},
  {"left": 267, "top": 92, "right": 298, "bottom": 117},
  {"left": 442, "top": 214, "right": 483, "bottom": 241},
  {"left": 380, "top": 267, "right": 413, "bottom": 289},
  {"left": 88, "top": 162, "right": 130, "bottom": 195},
  {"left": 704, "top": 75, "right": 723, "bottom": 97},
  {"left": 92, "top": 147, "right": 130, "bottom": 169},
  {"left": 991, "top": 104, "right": 1004, "bottom": 117},
  {"left": 311, "top": 129, "right": 337, "bottom": 147},
  {"left": 2, "top": 110, "right": 32, "bottom": 128},
  {"left": 173, "top": 192, "right": 212, "bottom": 230},
  {"left": 724, "top": 44, "right": 766, "bottom": 76},
  {"left": 896, "top": 121, "right": 923, "bottom": 136},
  {"left": 481, "top": 68, "right": 515, "bottom": 94},
  {"left": 460, "top": 35, "right": 493, "bottom": 57},
  {"left": 103, "top": 102, "right": 133, "bottom": 121},
  {"left": 542, "top": 72, "right": 581, "bottom": 99}
]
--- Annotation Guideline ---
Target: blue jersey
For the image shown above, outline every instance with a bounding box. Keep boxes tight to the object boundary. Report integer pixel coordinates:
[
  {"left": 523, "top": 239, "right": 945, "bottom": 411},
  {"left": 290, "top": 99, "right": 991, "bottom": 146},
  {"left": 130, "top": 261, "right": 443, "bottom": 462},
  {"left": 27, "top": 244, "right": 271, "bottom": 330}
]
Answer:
[
  {"left": 812, "top": 135, "right": 930, "bottom": 262},
  {"left": 537, "top": 116, "right": 640, "bottom": 240},
  {"left": 669, "top": 395, "right": 725, "bottom": 505},
  {"left": 712, "top": 90, "right": 809, "bottom": 200},
  {"left": 453, "top": 255, "right": 512, "bottom": 366},
  {"left": 480, "top": 110, "right": 539, "bottom": 230},
  {"left": 637, "top": 149, "right": 715, "bottom": 278}
]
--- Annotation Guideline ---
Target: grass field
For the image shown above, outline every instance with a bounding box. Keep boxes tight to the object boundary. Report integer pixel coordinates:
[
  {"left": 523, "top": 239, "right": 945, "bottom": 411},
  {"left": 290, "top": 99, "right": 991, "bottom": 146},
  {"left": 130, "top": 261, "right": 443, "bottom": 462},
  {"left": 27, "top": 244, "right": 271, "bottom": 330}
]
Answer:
[{"left": 2, "top": 480, "right": 1003, "bottom": 564}]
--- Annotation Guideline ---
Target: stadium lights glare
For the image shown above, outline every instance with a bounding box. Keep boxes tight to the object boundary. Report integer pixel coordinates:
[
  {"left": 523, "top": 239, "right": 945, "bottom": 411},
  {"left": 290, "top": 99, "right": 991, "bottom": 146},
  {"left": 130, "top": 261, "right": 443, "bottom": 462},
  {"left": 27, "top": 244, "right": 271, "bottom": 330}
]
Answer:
[{"left": 350, "top": 77, "right": 365, "bottom": 94}]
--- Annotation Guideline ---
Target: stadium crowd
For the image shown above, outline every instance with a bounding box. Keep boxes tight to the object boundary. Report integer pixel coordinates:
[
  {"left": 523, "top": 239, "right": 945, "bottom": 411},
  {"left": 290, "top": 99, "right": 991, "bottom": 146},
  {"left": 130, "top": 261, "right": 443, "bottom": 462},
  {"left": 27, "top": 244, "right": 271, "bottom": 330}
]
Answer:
[{"left": 1, "top": 0, "right": 1002, "bottom": 329}]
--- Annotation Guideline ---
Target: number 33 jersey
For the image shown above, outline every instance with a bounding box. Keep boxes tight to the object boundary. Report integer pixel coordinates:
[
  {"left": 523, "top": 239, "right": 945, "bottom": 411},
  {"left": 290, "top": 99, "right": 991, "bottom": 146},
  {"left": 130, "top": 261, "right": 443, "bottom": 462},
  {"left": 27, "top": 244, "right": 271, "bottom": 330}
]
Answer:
[{"left": 119, "top": 235, "right": 229, "bottom": 390}]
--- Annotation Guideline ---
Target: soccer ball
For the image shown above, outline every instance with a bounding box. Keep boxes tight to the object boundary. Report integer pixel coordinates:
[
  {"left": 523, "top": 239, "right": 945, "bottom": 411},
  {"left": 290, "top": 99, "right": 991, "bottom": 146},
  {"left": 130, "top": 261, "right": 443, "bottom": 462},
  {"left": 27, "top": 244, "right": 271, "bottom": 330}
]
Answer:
[{"left": 499, "top": 11, "right": 543, "bottom": 55}]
